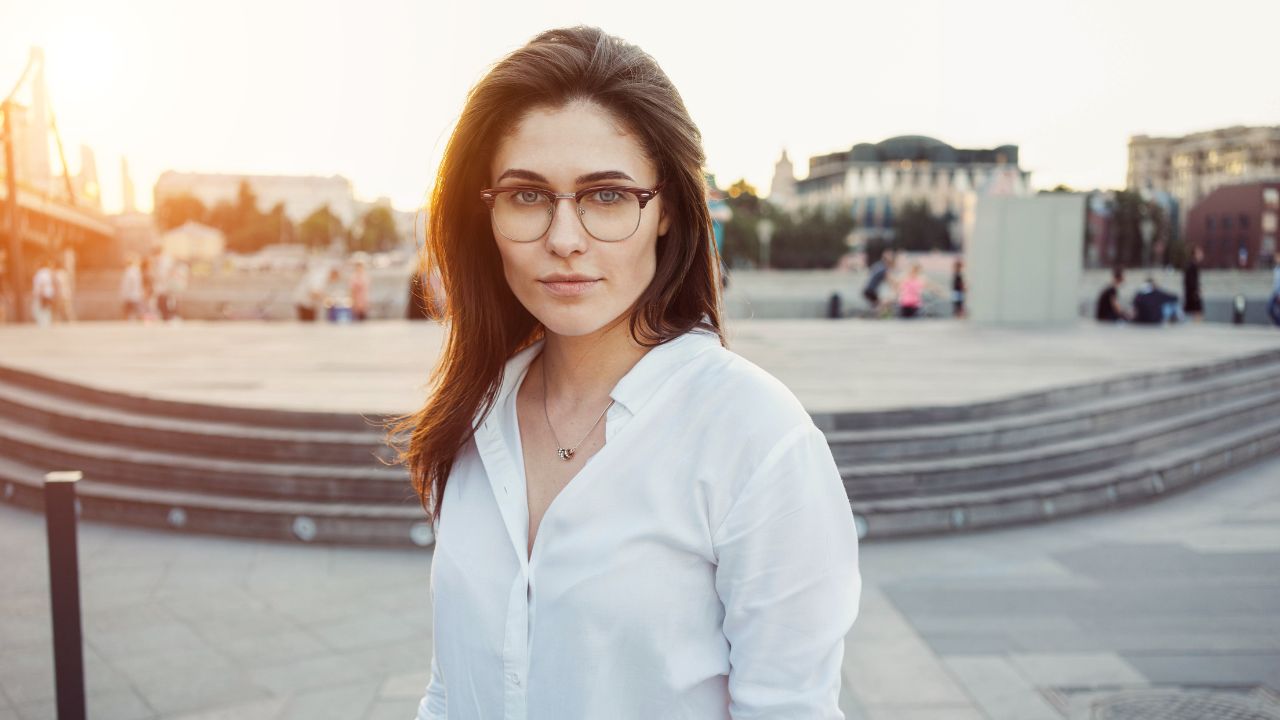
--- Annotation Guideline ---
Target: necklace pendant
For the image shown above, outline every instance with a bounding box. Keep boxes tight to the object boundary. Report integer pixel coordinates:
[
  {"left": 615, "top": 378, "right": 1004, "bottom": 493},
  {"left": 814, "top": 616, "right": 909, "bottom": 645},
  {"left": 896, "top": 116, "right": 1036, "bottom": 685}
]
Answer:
[{"left": 557, "top": 447, "right": 574, "bottom": 461}]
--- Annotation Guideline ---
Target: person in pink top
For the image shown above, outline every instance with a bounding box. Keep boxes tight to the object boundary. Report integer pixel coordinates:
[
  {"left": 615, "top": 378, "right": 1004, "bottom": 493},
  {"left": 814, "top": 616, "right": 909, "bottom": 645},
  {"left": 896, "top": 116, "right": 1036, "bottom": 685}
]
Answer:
[
  {"left": 894, "top": 261, "right": 943, "bottom": 318},
  {"left": 350, "top": 257, "right": 370, "bottom": 321}
]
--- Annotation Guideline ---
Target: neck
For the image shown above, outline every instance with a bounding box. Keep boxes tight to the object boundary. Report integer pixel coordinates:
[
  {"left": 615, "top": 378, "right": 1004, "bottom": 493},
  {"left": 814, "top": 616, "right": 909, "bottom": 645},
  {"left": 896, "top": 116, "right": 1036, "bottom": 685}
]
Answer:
[{"left": 538, "top": 314, "right": 649, "bottom": 412}]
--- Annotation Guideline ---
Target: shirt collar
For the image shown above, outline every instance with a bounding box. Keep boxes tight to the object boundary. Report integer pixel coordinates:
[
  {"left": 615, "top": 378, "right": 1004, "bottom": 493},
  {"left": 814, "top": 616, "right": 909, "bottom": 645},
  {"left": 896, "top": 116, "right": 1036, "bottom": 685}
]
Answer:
[{"left": 479, "top": 326, "right": 722, "bottom": 429}]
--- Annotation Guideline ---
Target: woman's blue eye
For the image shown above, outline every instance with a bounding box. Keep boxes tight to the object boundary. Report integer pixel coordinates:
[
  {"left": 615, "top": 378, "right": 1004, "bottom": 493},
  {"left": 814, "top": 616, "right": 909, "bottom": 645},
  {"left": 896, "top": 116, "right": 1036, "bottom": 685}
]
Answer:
[
  {"left": 592, "top": 189, "right": 622, "bottom": 204},
  {"left": 515, "top": 191, "right": 544, "bottom": 204}
]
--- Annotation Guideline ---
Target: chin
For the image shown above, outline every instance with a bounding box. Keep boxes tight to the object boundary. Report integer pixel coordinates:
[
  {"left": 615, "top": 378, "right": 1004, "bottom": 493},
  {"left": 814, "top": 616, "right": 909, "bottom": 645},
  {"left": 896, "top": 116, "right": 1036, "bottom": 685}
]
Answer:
[{"left": 533, "top": 302, "right": 630, "bottom": 339}]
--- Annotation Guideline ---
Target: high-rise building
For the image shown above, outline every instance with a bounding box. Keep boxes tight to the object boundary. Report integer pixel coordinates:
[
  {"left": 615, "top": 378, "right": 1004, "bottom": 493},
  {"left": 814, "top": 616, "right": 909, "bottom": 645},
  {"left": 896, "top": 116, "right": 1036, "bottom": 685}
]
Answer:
[{"left": 1128, "top": 125, "right": 1280, "bottom": 229}]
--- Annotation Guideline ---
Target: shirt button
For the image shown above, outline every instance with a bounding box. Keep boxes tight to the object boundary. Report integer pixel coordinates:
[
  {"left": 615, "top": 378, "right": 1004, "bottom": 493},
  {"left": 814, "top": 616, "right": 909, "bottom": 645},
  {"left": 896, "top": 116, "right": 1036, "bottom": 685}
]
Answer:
[{"left": 509, "top": 672, "right": 522, "bottom": 685}]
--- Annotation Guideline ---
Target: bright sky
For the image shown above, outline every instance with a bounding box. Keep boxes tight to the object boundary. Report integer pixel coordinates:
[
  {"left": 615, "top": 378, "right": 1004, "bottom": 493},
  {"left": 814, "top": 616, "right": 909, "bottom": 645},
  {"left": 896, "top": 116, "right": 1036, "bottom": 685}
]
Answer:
[{"left": 2, "top": 0, "right": 1276, "bottom": 214}]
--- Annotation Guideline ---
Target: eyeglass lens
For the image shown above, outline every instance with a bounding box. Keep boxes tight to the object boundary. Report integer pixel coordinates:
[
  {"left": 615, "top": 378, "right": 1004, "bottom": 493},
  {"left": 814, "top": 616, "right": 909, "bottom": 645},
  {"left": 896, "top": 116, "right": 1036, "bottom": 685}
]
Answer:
[{"left": 492, "top": 189, "right": 642, "bottom": 242}]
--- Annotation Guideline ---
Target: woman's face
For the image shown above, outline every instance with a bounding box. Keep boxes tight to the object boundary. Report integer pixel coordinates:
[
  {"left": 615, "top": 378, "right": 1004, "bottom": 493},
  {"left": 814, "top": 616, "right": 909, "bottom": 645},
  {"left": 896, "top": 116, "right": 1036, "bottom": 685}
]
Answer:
[{"left": 489, "top": 100, "right": 670, "bottom": 338}]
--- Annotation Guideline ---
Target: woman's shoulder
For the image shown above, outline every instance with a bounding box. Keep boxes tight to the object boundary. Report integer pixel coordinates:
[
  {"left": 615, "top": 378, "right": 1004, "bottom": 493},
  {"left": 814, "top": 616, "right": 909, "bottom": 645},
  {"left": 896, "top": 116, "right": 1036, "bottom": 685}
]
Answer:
[{"left": 681, "top": 341, "right": 814, "bottom": 438}]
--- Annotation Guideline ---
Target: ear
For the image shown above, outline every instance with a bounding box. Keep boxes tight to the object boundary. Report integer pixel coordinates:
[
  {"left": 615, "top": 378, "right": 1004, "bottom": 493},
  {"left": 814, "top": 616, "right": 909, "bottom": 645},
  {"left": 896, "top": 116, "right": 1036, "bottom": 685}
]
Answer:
[{"left": 657, "top": 203, "right": 672, "bottom": 237}]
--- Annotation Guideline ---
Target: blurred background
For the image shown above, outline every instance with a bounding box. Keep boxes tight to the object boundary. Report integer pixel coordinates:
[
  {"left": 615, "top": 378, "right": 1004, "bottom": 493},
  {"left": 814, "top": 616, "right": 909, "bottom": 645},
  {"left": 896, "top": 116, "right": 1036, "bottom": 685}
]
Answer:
[{"left": 2, "top": 0, "right": 1278, "bottom": 324}]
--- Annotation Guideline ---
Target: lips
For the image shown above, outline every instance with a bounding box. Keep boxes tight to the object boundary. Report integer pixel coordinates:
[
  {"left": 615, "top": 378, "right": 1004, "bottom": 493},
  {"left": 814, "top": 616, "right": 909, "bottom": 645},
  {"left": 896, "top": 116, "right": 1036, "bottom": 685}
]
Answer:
[{"left": 539, "top": 277, "right": 601, "bottom": 298}]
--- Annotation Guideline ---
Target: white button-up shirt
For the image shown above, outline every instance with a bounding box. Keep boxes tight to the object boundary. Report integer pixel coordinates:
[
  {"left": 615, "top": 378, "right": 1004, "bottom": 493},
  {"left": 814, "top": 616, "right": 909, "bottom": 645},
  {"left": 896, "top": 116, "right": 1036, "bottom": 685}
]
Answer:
[{"left": 417, "top": 327, "right": 861, "bottom": 719}]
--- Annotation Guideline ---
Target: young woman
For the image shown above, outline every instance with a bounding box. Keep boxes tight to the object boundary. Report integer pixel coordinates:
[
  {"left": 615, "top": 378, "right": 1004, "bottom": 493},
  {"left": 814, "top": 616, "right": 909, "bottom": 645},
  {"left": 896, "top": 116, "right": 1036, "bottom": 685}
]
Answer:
[{"left": 398, "top": 26, "right": 861, "bottom": 719}]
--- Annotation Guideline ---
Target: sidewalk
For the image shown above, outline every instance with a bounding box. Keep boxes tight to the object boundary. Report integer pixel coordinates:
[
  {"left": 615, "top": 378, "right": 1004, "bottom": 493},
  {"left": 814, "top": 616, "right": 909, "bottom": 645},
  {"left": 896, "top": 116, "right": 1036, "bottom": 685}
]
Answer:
[{"left": 3, "top": 453, "right": 1278, "bottom": 719}]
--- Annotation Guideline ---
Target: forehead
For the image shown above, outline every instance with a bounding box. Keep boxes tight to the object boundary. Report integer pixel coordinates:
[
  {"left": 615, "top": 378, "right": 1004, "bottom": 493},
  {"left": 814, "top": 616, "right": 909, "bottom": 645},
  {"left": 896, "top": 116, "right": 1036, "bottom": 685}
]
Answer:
[{"left": 490, "top": 100, "right": 656, "bottom": 185}]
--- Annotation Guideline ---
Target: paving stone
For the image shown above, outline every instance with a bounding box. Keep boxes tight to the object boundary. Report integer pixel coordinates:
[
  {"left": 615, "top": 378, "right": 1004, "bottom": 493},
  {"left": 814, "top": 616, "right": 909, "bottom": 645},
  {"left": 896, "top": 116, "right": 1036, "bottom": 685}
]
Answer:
[
  {"left": 277, "top": 681, "right": 381, "bottom": 720},
  {"left": 378, "top": 671, "right": 430, "bottom": 700},
  {"left": 362, "top": 698, "right": 422, "bottom": 720},
  {"left": 1119, "top": 652, "right": 1280, "bottom": 688},
  {"left": 942, "top": 655, "right": 1063, "bottom": 720},
  {"left": 167, "top": 697, "right": 287, "bottom": 720},
  {"left": 1007, "top": 652, "right": 1147, "bottom": 687}
]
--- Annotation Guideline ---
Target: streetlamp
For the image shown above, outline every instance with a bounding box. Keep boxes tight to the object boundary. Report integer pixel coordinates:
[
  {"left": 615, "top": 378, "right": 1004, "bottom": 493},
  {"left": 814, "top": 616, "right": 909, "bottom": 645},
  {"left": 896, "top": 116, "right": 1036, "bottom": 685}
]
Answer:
[{"left": 756, "top": 219, "right": 774, "bottom": 270}]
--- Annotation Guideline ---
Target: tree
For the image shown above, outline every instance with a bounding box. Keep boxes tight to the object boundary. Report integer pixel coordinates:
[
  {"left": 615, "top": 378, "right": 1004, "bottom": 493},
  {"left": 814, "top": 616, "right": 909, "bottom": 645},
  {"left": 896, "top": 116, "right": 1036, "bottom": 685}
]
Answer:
[
  {"left": 721, "top": 181, "right": 769, "bottom": 268},
  {"left": 769, "top": 208, "right": 853, "bottom": 269},
  {"left": 209, "top": 181, "right": 298, "bottom": 253},
  {"left": 727, "top": 179, "right": 758, "bottom": 199},
  {"left": 155, "top": 193, "right": 207, "bottom": 231},
  {"left": 895, "top": 200, "right": 952, "bottom": 252},
  {"left": 300, "top": 205, "right": 346, "bottom": 250},
  {"left": 353, "top": 206, "right": 400, "bottom": 252}
]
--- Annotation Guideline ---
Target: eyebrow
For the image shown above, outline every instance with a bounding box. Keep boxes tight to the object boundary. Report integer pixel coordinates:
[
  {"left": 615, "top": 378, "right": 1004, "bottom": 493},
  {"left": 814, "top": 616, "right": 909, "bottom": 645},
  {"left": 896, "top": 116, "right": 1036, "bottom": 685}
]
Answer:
[{"left": 495, "top": 169, "right": 637, "bottom": 185}]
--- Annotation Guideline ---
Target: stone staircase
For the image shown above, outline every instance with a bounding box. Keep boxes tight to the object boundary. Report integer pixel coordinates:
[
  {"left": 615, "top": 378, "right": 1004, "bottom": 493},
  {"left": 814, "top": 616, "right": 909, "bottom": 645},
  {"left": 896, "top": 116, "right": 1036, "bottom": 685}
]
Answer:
[
  {"left": 813, "top": 348, "right": 1280, "bottom": 538},
  {"left": 1, "top": 350, "right": 1278, "bottom": 546}
]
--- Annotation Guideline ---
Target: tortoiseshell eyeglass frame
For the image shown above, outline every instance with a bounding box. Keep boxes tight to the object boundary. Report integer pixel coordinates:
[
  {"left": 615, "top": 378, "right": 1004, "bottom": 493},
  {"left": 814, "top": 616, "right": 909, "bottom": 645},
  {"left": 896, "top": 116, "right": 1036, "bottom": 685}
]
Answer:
[{"left": 478, "top": 184, "right": 664, "bottom": 242}]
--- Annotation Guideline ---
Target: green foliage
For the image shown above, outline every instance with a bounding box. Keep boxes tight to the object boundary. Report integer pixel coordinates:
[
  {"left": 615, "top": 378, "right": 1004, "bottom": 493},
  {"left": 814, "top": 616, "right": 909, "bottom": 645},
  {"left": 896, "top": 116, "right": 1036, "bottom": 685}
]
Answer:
[
  {"left": 154, "top": 193, "right": 207, "bottom": 231},
  {"left": 1110, "top": 191, "right": 1171, "bottom": 268},
  {"left": 721, "top": 183, "right": 852, "bottom": 269},
  {"left": 722, "top": 184, "right": 766, "bottom": 268},
  {"left": 894, "top": 200, "right": 952, "bottom": 252},
  {"left": 770, "top": 207, "right": 853, "bottom": 269},
  {"left": 300, "top": 205, "right": 346, "bottom": 250},
  {"left": 203, "top": 181, "right": 298, "bottom": 253},
  {"left": 353, "top": 206, "right": 400, "bottom": 253}
]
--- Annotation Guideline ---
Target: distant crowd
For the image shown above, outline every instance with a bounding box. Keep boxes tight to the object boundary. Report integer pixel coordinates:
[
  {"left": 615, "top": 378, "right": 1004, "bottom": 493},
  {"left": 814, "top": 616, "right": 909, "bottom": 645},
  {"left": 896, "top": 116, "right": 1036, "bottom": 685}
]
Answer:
[
  {"left": 1095, "top": 247, "right": 1280, "bottom": 327},
  {"left": 119, "top": 249, "right": 191, "bottom": 323},
  {"left": 860, "top": 249, "right": 966, "bottom": 319}
]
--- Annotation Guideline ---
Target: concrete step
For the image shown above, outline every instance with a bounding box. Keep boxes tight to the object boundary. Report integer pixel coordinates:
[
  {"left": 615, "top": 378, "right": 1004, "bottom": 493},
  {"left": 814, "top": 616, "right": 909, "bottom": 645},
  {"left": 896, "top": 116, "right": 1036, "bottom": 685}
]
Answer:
[
  {"left": 0, "top": 364, "right": 381, "bottom": 433},
  {"left": 0, "top": 378, "right": 395, "bottom": 466},
  {"left": 852, "top": 412, "right": 1280, "bottom": 539},
  {"left": 814, "top": 347, "right": 1280, "bottom": 431},
  {"left": 0, "top": 455, "right": 433, "bottom": 547},
  {"left": 840, "top": 386, "right": 1280, "bottom": 497},
  {"left": 0, "top": 416, "right": 411, "bottom": 503},
  {"left": 827, "top": 362, "right": 1280, "bottom": 462}
]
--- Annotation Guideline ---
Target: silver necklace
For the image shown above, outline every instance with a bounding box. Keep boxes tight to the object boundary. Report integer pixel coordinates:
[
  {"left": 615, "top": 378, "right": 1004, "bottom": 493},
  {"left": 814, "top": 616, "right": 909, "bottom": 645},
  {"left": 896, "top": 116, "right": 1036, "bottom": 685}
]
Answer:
[{"left": 541, "top": 353, "right": 614, "bottom": 461}]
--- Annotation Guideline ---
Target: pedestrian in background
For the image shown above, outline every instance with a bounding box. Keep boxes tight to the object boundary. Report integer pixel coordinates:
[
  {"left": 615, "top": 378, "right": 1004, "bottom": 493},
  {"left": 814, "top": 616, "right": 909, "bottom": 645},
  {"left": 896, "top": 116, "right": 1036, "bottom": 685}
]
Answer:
[
  {"left": 1132, "top": 276, "right": 1181, "bottom": 325},
  {"left": 1269, "top": 249, "right": 1280, "bottom": 328},
  {"left": 895, "top": 261, "right": 945, "bottom": 319},
  {"left": 294, "top": 263, "right": 340, "bottom": 321},
  {"left": 31, "top": 258, "right": 55, "bottom": 327},
  {"left": 1182, "top": 246, "right": 1204, "bottom": 322},
  {"left": 951, "top": 258, "right": 966, "bottom": 318},
  {"left": 350, "top": 257, "right": 370, "bottom": 321},
  {"left": 120, "top": 255, "right": 145, "bottom": 321},
  {"left": 1095, "top": 267, "right": 1130, "bottom": 323},
  {"left": 53, "top": 259, "right": 75, "bottom": 322},
  {"left": 862, "top": 248, "right": 895, "bottom": 312}
]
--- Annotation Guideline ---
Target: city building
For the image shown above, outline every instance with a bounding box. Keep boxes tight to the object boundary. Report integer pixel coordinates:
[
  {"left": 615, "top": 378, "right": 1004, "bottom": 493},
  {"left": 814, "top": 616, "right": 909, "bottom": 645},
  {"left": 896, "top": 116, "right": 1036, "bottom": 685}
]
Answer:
[
  {"left": 1128, "top": 125, "right": 1280, "bottom": 231},
  {"left": 1185, "top": 181, "right": 1280, "bottom": 269},
  {"left": 769, "top": 135, "right": 1031, "bottom": 248},
  {"left": 154, "top": 171, "right": 360, "bottom": 227},
  {"left": 161, "top": 221, "right": 226, "bottom": 262}
]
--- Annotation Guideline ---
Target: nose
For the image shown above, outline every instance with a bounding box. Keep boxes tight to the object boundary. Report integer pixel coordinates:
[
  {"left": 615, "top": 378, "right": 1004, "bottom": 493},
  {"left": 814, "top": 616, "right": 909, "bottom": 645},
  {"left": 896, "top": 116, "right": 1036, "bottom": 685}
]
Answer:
[{"left": 544, "top": 197, "right": 588, "bottom": 257}]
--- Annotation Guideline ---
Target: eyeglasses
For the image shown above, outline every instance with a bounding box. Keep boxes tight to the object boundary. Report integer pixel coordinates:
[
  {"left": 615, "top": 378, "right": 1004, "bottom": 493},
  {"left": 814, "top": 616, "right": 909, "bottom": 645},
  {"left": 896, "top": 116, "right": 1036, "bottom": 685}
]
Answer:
[{"left": 479, "top": 184, "right": 662, "bottom": 243}]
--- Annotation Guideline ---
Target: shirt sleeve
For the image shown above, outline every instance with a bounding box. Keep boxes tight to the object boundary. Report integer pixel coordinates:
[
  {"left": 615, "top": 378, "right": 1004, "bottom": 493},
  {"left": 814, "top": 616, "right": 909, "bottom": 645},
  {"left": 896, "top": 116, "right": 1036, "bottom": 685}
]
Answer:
[
  {"left": 417, "top": 545, "right": 448, "bottom": 720},
  {"left": 712, "top": 422, "right": 862, "bottom": 720},
  {"left": 415, "top": 651, "right": 447, "bottom": 720}
]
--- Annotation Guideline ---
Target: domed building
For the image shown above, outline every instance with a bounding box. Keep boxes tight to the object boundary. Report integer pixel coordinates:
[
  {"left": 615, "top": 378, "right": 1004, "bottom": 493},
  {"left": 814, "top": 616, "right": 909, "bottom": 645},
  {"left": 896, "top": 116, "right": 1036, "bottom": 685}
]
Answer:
[{"left": 769, "top": 135, "right": 1031, "bottom": 248}]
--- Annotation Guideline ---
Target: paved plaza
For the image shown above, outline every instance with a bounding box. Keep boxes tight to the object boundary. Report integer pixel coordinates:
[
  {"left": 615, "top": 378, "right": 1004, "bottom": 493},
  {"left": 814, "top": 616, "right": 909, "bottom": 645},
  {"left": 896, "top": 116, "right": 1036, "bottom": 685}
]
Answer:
[
  {"left": 1, "top": 318, "right": 1278, "bottom": 718},
  {"left": 1, "top": 318, "right": 1277, "bottom": 415},
  {"left": 1, "top": 450, "right": 1277, "bottom": 719}
]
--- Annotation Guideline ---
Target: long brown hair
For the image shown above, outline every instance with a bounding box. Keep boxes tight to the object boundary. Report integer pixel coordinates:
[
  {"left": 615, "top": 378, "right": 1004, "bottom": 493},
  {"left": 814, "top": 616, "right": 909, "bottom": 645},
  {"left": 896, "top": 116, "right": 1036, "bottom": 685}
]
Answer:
[{"left": 392, "top": 26, "right": 724, "bottom": 523}]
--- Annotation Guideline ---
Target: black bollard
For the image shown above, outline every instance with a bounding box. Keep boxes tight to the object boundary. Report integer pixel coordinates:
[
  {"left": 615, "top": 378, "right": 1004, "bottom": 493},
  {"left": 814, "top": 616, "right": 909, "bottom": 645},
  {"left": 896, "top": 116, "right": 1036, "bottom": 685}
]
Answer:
[
  {"left": 1232, "top": 295, "right": 1246, "bottom": 325},
  {"left": 828, "top": 292, "right": 842, "bottom": 319},
  {"left": 44, "top": 471, "right": 87, "bottom": 720}
]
